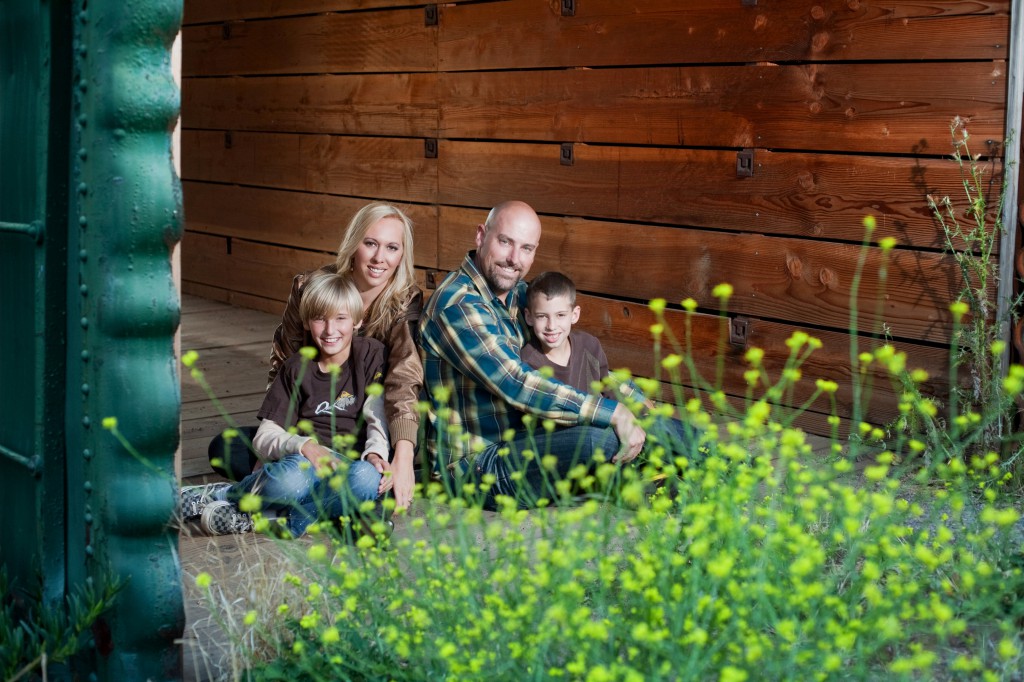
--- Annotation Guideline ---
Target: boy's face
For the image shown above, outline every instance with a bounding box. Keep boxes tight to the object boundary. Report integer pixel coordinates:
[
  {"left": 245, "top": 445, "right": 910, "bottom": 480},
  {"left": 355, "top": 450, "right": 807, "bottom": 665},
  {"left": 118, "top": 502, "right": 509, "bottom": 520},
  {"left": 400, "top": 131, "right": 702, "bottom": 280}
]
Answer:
[
  {"left": 305, "top": 308, "right": 361, "bottom": 366},
  {"left": 524, "top": 294, "right": 580, "bottom": 355}
]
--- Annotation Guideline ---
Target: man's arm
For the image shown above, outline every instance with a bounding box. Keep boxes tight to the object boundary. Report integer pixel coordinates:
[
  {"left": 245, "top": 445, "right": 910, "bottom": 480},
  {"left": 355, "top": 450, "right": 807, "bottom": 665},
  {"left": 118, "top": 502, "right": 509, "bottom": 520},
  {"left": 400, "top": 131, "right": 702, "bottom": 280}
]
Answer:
[{"left": 426, "top": 301, "right": 618, "bottom": 427}]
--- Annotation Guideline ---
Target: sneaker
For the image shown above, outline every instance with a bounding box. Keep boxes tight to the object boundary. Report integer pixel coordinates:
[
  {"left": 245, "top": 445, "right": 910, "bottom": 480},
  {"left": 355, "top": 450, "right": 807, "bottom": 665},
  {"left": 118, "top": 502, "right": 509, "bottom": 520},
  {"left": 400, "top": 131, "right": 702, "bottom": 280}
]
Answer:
[
  {"left": 201, "top": 500, "right": 254, "bottom": 535},
  {"left": 179, "top": 482, "right": 232, "bottom": 520}
]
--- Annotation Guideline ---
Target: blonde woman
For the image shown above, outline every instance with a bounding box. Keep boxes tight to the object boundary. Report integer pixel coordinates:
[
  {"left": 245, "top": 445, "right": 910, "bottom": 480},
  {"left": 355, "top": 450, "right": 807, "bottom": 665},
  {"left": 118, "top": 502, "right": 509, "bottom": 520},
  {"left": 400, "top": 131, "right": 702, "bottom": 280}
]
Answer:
[{"left": 195, "top": 202, "right": 423, "bottom": 514}]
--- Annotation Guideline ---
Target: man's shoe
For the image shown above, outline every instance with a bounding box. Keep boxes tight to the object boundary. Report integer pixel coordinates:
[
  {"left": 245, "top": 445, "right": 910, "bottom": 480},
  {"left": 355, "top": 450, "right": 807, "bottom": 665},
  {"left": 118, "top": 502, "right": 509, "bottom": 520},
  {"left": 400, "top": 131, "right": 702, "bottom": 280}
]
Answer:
[
  {"left": 180, "top": 482, "right": 232, "bottom": 520},
  {"left": 201, "top": 500, "right": 254, "bottom": 535}
]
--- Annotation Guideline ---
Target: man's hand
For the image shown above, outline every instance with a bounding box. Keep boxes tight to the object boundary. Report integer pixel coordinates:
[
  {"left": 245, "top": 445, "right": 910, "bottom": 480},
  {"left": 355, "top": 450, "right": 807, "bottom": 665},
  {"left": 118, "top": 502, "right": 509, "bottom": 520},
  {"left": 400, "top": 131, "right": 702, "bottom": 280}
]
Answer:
[
  {"left": 611, "top": 403, "right": 645, "bottom": 463},
  {"left": 390, "top": 440, "right": 416, "bottom": 510}
]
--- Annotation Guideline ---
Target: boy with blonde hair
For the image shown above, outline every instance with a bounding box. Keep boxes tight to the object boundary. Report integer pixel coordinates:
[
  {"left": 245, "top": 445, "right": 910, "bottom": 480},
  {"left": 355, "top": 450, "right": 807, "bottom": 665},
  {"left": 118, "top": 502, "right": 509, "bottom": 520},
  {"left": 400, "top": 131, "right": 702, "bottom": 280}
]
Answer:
[{"left": 182, "top": 271, "right": 391, "bottom": 537}]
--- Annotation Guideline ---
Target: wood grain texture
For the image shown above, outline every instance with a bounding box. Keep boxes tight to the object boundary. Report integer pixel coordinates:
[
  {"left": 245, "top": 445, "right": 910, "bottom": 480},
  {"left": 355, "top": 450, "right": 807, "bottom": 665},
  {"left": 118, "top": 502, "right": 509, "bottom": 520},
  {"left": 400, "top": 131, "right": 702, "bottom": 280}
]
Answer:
[
  {"left": 183, "top": 0, "right": 422, "bottom": 24},
  {"left": 181, "top": 281, "right": 285, "bottom": 317},
  {"left": 436, "top": 206, "right": 983, "bottom": 344},
  {"left": 183, "top": 9, "right": 436, "bottom": 76},
  {"left": 440, "top": 62, "right": 1005, "bottom": 154},
  {"left": 438, "top": 141, "right": 1002, "bottom": 250},
  {"left": 183, "top": 233, "right": 329, "bottom": 303},
  {"left": 182, "top": 130, "right": 438, "bottom": 203},
  {"left": 439, "top": 0, "right": 1009, "bottom": 70},
  {"left": 183, "top": 181, "right": 439, "bottom": 268},
  {"left": 183, "top": 74, "right": 439, "bottom": 137}
]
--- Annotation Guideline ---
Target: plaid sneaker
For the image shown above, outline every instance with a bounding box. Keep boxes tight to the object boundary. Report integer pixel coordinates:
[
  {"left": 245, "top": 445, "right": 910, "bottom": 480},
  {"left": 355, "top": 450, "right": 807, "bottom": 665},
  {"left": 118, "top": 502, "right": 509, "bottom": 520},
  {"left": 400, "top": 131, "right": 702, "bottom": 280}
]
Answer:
[
  {"left": 201, "top": 500, "right": 254, "bottom": 535},
  {"left": 179, "top": 482, "right": 232, "bottom": 520}
]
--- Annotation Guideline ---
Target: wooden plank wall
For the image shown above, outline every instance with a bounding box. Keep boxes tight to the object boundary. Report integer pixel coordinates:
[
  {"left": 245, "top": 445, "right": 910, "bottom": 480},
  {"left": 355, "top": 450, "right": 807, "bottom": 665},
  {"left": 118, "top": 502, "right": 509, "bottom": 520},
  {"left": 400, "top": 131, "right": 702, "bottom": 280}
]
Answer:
[{"left": 180, "top": 0, "right": 1011, "bottom": 434}]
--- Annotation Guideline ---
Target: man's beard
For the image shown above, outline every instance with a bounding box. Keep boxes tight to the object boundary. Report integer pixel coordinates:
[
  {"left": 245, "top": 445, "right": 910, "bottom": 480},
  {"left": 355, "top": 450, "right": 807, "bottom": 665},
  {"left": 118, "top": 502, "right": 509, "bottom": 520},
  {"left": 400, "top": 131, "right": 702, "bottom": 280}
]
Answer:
[{"left": 484, "top": 262, "right": 521, "bottom": 296}]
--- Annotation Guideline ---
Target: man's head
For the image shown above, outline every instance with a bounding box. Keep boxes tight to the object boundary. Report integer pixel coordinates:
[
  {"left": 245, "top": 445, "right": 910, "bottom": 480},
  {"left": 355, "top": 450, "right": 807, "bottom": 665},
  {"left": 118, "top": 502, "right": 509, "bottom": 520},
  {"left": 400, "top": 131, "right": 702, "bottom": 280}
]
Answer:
[
  {"left": 524, "top": 271, "right": 580, "bottom": 355},
  {"left": 474, "top": 201, "right": 541, "bottom": 300}
]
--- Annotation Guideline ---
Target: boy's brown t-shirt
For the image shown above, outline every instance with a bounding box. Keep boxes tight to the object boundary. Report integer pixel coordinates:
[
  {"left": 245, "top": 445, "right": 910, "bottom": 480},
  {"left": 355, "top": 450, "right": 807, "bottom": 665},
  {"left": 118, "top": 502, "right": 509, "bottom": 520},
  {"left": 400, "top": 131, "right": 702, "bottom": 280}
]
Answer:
[
  {"left": 257, "top": 336, "right": 385, "bottom": 450},
  {"left": 520, "top": 330, "right": 612, "bottom": 398}
]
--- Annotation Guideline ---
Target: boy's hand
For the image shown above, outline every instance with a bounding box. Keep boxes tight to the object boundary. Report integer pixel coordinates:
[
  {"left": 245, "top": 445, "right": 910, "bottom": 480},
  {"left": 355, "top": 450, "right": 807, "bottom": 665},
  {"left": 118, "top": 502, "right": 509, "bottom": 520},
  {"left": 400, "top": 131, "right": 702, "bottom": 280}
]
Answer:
[
  {"left": 366, "top": 453, "right": 393, "bottom": 495},
  {"left": 300, "top": 440, "right": 337, "bottom": 470}
]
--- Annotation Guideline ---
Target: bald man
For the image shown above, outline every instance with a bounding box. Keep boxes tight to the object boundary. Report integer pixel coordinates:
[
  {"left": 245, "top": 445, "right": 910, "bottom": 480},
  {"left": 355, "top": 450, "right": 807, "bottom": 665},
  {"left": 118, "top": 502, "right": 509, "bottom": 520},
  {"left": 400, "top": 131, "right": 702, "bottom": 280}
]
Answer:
[{"left": 419, "top": 201, "right": 644, "bottom": 508}]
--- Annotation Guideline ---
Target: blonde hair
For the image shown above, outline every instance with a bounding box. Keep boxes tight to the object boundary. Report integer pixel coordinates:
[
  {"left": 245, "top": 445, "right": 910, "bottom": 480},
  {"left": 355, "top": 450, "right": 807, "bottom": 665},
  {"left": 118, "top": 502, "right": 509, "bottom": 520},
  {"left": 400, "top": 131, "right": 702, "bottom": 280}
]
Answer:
[
  {"left": 299, "top": 272, "right": 364, "bottom": 326},
  {"left": 334, "top": 202, "right": 416, "bottom": 340}
]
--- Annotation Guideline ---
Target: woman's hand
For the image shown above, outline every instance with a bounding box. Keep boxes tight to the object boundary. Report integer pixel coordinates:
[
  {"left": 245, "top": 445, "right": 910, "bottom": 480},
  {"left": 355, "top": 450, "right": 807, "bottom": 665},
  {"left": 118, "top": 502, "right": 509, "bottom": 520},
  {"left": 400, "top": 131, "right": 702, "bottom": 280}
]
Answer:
[
  {"left": 390, "top": 440, "right": 416, "bottom": 511},
  {"left": 365, "top": 452, "right": 393, "bottom": 496}
]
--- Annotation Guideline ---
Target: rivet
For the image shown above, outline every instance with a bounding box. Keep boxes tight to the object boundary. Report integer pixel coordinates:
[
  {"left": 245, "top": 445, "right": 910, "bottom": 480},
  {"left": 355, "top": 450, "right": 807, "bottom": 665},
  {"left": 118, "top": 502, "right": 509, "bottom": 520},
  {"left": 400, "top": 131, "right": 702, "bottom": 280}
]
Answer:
[
  {"left": 84, "top": 481, "right": 92, "bottom": 492},
  {"left": 81, "top": 383, "right": 89, "bottom": 394},
  {"left": 78, "top": 114, "right": 87, "bottom": 126},
  {"left": 79, "top": 248, "right": 87, "bottom": 261},
  {"left": 78, "top": 10, "right": 88, "bottom": 23},
  {"left": 78, "top": 80, "right": 87, "bottom": 94},
  {"left": 77, "top": 182, "right": 87, "bottom": 194},
  {"left": 83, "top": 448, "right": 92, "bottom": 459},
  {"left": 85, "top": 545, "right": 94, "bottom": 556},
  {"left": 79, "top": 215, "right": 87, "bottom": 227},
  {"left": 80, "top": 284, "right": 88, "bottom": 296},
  {"left": 80, "top": 316, "right": 89, "bottom": 329},
  {"left": 78, "top": 148, "right": 87, "bottom": 160},
  {"left": 81, "top": 350, "right": 90, "bottom": 361},
  {"left": 85, "top": 513, "right": 93, "bottom": 524},
  {"left": 77, "top": 44, "right": 87, "bottom": 57},
  {"left": 82, "top": 415, "right": 91, "bottom": 428}
]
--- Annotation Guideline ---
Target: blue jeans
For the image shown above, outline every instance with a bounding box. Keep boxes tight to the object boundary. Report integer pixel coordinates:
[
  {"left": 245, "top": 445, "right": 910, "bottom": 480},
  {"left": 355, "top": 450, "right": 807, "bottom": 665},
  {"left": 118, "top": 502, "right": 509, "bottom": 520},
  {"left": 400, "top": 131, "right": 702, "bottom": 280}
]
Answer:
[
  {"left": 464, "top": 424, "right": 621, "bottom": 509},
  {"left": 230, "top": 454, "right": 381, "bottom": 537},
  {"left": 451, "top": 415, "right": 701, "bottom": 509}
]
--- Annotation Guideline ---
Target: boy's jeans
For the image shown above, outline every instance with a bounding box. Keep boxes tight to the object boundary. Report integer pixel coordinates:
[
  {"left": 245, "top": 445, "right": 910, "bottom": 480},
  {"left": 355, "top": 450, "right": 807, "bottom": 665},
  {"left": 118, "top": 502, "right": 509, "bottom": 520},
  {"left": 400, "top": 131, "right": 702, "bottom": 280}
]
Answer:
[{"left": 231, "top": 454, "right": 381, "bottom": 536}]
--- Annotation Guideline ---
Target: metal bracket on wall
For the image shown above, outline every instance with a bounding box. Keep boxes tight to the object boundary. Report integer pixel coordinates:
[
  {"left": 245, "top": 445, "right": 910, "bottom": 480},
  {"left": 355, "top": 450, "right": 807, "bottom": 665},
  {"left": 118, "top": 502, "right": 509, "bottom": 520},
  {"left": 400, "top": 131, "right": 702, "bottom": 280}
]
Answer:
[
  {"left": 224, "top": 131, "right": 233, "bottom": 149},
  {"left": 742, "top": 0, "right": 758, "bottom": 6},
  {"left": 0, "top": 221, "right": 44, "bottom": 243},
  {"left": 425, "top": 5, "right": 438, "bottom": 26},
  {"left": 562, "top": 0, "right": 576, "bottom": 17},
  {"left": 424, "top": 138, "right": 438, "bottom": 159},
  {"left": 560, "top": 142, "right": 574, "bottom": 166},
  {"left": 425, "top": 269, "right": 444, "bottom": 289},
  {"left": 736, "top": 148, "right": 754, "bottom": 177},
  {"left": 729, "top": 316, "right": 750, "bottom": 348}
]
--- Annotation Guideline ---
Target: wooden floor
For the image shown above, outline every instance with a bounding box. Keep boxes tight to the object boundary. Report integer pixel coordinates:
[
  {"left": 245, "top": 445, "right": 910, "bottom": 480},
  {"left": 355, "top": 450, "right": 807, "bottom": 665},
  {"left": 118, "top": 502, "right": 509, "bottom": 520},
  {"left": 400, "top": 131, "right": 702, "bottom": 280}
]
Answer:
[
  {"left": 178, "top": 294, "right": 286, "bottom": 680},
  {"left": 180, "top": 294, "right": 281, "bottom": 485}
]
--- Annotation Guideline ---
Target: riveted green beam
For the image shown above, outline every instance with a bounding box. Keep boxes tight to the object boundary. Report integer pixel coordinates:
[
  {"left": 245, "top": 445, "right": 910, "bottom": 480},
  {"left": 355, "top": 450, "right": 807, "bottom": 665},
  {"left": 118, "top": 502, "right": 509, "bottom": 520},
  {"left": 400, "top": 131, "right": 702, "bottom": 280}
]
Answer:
[{"left": 65, "top": 0, "right": 184, "bottom": 679}]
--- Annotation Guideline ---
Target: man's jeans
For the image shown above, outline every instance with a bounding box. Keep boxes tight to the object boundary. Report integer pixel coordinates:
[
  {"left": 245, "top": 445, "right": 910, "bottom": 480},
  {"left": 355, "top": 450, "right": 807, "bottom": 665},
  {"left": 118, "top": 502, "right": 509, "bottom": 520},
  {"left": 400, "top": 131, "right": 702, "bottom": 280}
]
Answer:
[
  {"left": 231, "top": 454, "right": 381, "bottom": 536},
  {"left": 454, "top": 416, "right": 699, "bottom": 509},
  {"left": 468, "top": 424, "right": 620, "bottom": 508}
]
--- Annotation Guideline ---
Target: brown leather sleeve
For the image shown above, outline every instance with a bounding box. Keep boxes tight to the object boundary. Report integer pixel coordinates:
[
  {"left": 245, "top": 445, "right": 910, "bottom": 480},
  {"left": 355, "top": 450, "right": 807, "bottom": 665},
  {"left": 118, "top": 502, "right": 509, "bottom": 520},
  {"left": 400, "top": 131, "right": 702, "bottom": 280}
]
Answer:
[
  {"left": 382, "top": 290, "right": 424, "bottom": 444},
  {"left": 267, "top": 265, "right": 336, "bottom": 388}
]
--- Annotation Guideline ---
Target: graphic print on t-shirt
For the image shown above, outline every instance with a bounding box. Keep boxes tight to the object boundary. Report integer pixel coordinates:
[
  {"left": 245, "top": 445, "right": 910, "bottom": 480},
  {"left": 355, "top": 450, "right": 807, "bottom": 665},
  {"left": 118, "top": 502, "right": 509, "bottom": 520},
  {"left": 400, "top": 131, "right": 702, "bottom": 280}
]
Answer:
[{"left": 316, "top": 391, "right": 356, "bottom": 416}]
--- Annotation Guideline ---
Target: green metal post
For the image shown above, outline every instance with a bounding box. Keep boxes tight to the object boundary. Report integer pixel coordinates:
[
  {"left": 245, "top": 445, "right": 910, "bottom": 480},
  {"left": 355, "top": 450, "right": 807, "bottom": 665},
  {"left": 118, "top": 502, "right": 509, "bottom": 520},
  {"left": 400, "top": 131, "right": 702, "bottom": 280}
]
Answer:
[{"left": 64, "top": 0, "right": 185, "bottom": 679}]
